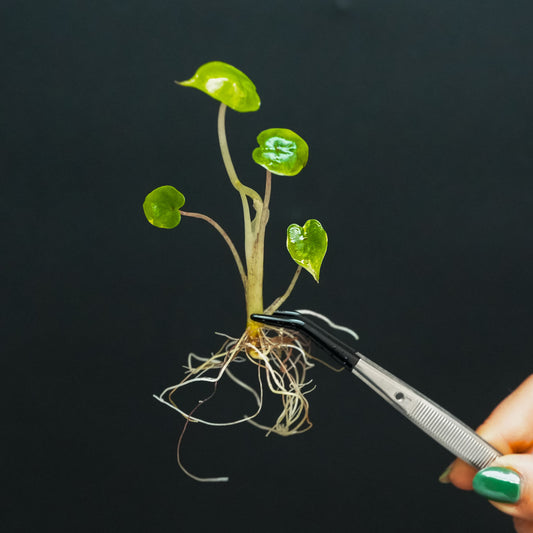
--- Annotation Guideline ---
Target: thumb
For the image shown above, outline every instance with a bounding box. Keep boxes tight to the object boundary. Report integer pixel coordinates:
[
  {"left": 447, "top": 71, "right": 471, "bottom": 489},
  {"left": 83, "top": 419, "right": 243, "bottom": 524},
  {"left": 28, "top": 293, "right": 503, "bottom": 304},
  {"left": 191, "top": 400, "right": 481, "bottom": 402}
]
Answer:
[{"left": 473, "top": 454, "right": 533, "bottom": 522}]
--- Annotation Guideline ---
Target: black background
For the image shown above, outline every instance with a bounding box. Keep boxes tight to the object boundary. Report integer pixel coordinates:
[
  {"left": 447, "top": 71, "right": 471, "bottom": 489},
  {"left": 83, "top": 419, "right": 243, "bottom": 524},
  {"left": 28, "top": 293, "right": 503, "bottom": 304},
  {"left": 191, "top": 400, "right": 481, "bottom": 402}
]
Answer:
[{"left": 4, "top": 1, "right": 533, "bottom": 531}]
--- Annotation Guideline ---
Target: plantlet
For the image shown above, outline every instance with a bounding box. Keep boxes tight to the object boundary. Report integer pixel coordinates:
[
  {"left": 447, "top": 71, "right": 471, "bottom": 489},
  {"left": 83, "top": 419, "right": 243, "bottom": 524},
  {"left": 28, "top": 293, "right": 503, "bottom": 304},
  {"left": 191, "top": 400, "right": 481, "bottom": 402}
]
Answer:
[{"left": 144, "top": 61, "right": 329, "bottom": 481}]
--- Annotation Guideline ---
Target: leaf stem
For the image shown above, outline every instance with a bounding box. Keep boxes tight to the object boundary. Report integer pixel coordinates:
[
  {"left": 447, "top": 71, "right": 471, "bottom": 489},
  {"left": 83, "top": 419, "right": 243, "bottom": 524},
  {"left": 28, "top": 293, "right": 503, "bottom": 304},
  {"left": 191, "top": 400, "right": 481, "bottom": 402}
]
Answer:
[
  {"left": 217, "top": 103, "right": 263, "bottom": 207},
  {"left": 243, "top": 171, "right": 272, "bottom": 331},
  {"left": 262, "top": 170, "right": 272, "bottom": 223},
  {"left": 265, "top": 266, "right": 302, "bottom": 314},
  {"left": 180, "top": 210, "right": 247, "bottom": 288},
  {"left": 217, "top": 102, "right": 259, "bottom": 284}
]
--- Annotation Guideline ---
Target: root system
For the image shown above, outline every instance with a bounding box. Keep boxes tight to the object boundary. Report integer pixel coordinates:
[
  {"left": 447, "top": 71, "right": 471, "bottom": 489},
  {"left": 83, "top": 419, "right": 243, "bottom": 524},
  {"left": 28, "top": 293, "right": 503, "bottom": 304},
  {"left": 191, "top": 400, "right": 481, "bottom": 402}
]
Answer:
[{"left": 153, "top": 325, "right": 316, "bottom": 481}]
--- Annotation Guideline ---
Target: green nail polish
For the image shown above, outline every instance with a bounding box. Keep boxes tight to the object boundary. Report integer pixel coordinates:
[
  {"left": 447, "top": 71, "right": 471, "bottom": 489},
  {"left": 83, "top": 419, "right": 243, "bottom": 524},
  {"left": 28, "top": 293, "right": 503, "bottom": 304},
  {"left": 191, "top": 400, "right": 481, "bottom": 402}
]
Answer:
[
  {"left": 473, "top": 467, "right": 521, "bottom": 504},
  {"left": 438, "top": 464, "right": 453, "bottom": 484}
]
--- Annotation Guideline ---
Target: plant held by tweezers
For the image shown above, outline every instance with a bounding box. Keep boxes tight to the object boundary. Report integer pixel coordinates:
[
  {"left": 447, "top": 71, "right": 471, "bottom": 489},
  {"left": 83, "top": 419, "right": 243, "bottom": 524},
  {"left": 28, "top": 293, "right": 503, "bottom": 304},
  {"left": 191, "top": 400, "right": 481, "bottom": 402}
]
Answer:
[{"left": 143, "top": 61, "right": 328, "bottom": 481}]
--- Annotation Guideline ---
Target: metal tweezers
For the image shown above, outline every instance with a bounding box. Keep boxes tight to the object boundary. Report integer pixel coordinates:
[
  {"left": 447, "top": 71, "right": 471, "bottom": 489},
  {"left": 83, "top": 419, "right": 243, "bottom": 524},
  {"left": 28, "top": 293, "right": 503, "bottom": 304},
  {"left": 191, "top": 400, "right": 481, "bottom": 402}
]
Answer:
[{"left": 251, "top": 310, "right": 501, "bottom": 470}]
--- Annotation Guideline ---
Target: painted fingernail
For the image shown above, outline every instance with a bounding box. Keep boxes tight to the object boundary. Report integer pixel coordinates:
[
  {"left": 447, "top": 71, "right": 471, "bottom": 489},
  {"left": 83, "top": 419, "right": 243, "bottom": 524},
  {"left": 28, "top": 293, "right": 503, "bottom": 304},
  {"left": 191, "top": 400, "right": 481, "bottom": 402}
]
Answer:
[
  {"left": 473, "top": 467, "right": 521, "bottom": 504},
  {"left": 438, "top": 463, "right": 454, "bottom": 484}
]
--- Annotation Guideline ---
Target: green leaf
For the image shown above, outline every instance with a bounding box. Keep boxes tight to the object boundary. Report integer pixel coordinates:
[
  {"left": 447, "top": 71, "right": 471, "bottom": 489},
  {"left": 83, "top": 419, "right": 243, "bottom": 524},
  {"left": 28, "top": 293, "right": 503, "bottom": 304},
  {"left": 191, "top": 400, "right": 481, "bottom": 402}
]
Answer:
[
  {"left": 178, "top": 61, "right": 260, "bottom": 113},
  {"left": 143, "top": 185, "right": 185, "bottom": 229},
  {"left": 252, "top": 128, "right": 309, "bottom": 176},
  {"left": 286, "top": 219, "right": 328, "bottom": 282}
]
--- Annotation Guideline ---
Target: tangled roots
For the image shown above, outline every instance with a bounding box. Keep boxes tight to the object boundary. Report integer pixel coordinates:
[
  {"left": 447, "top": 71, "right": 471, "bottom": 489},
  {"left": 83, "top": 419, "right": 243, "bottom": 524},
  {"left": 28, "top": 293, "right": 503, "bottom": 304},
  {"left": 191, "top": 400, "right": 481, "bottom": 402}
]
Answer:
[
  {"left": 154, "top": 326, "right": 316, "bottom": 435},
  {"left": 153, "top": 325, "right": 316, "bottom": 481},
  {"left": 153, "top": 311, "right": 358, "bottom": 481}
]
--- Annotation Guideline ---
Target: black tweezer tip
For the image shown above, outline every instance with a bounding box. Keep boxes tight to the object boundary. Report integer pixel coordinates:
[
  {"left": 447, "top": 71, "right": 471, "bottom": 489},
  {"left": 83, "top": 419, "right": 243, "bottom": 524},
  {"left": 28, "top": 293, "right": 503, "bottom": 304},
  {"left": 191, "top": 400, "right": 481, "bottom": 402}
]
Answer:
[{"left": 250, "top": 312, "right": 304, "bottom": 330}]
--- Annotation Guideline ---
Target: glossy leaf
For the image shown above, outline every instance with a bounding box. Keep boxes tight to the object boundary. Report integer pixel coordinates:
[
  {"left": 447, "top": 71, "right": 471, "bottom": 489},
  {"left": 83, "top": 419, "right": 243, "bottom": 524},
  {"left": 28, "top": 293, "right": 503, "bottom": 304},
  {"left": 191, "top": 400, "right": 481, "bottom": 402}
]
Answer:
[
  {"left": 286, "top": 219, "right": 327, "bottom": 282},
  {"left": 178, "top": 61, "right": 260, "bottom": 113},
  {"left": 252, "top": 128, "right": 309, "bottom": 176},
  {"left": 143, "top": 185, "right": 185, "bottom": 229}
]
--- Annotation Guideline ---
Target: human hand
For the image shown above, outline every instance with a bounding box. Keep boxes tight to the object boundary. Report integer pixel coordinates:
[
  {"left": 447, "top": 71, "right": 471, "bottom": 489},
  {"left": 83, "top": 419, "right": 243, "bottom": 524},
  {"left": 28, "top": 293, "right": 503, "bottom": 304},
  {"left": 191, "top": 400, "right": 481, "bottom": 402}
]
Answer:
[{"left": 440, "top": 375, "right": 533, "bottom": 533}]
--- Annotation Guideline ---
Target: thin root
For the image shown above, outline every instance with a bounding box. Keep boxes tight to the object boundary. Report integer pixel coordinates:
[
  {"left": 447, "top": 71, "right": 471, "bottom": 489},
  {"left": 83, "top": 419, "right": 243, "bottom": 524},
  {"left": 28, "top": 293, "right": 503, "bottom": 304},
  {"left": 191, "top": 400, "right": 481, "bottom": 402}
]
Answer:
[{"left": 154, "top": 325, "right": 317, "bottom": 481}]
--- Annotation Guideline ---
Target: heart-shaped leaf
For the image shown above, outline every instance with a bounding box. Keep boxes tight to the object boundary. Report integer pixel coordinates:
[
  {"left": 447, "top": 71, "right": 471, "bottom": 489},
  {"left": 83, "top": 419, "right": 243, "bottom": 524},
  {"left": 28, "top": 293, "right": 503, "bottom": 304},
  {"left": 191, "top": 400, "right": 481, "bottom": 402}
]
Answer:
[
  {"left": 178, "top": 61, "right": 261, "bottom": 113},
  {"left": 143, "top": 185, "right": 185, "bottom": 229},
  {"left": 252, "top": 128, "right": 309, "bottom": 176},
  {"left": 286, "top": 219, "right": 328, "bottom": 282}
]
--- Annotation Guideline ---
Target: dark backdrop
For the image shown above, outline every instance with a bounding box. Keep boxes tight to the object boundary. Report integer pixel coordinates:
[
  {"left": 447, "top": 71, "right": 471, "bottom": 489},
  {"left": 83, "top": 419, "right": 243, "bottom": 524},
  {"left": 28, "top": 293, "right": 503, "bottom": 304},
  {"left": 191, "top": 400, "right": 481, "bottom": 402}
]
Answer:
[{"left": 4, "top": 1, "right": 532, "bottom": 532}]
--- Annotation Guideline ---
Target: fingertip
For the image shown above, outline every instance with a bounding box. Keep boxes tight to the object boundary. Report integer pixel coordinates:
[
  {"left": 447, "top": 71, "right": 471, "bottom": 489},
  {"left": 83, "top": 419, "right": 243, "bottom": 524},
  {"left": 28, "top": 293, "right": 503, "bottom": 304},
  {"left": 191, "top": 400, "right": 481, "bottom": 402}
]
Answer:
[
  {"left": 438, "top": 461, "right": 455, "bottom": 484},
  {"left": 473, "top": 466, "right": 521, "bottom": 504},
  {"left": 489, "top": 455, "right": 533, "bottom": 520},
  {"left": 448, "top": 459, "right": 477, "bottom": 491},
  {"left": 513, "top": 516, "right": 533, "bottom": 533}
]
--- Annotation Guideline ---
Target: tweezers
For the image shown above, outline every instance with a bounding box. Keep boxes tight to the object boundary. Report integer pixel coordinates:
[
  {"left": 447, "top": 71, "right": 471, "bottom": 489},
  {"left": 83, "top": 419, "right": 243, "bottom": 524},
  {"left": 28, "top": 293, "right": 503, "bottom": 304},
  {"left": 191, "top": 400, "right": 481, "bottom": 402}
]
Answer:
[{"left": 251, "top": 310, "right": 501, "bottom": 470}]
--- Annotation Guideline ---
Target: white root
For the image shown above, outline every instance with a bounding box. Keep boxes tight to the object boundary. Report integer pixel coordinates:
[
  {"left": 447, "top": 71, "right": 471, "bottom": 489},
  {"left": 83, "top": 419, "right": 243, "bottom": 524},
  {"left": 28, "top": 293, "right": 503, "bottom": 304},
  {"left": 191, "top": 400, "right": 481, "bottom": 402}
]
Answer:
[
  {"left": 155, "top": 327, "right": 316, "bottom": 433},
  {"left": 297, "top": 308, "right": 360, "bottom": 341},
  {"left": 154, "top": 314, "right": 357, "bottom": 481},
  {"left": 153, "top": 340, "right": 263, "bottom": 427}
]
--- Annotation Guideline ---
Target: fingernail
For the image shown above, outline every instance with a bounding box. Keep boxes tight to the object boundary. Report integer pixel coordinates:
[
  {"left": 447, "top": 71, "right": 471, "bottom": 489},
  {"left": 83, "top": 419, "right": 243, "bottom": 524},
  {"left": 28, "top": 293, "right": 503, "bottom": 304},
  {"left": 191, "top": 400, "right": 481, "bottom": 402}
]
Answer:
[
  {"left": 473, "top": 467, "right": 521, "bottom": 503},
  {"left": 438, "top": 462, "right": 454, "bottom": 484}
]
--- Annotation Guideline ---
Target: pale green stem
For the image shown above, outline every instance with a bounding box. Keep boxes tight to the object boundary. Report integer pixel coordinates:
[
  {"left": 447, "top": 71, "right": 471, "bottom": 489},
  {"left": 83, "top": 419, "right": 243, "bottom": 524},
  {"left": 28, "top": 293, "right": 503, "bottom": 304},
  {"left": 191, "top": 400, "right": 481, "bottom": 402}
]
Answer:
[
  {"left": 260, "top": 171, "right": 272, "bottom": 228},
  {"left": 244, "top": 171, "right": 272, "bottom": 326},
  {"left": 217, "top": 103, "right": 263, "bottom": 207},
  {"left": 216, "top": 102, "right": 263, "bottom": 278},
  {"left": 216, "top": 105, "right": 274, "bottom": 329},
  {"left": 264, "top": 266, "right": 302, "bottom": 314},
  {"left": 180, "top": 210, "right": 247, "bottom": 289}
]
